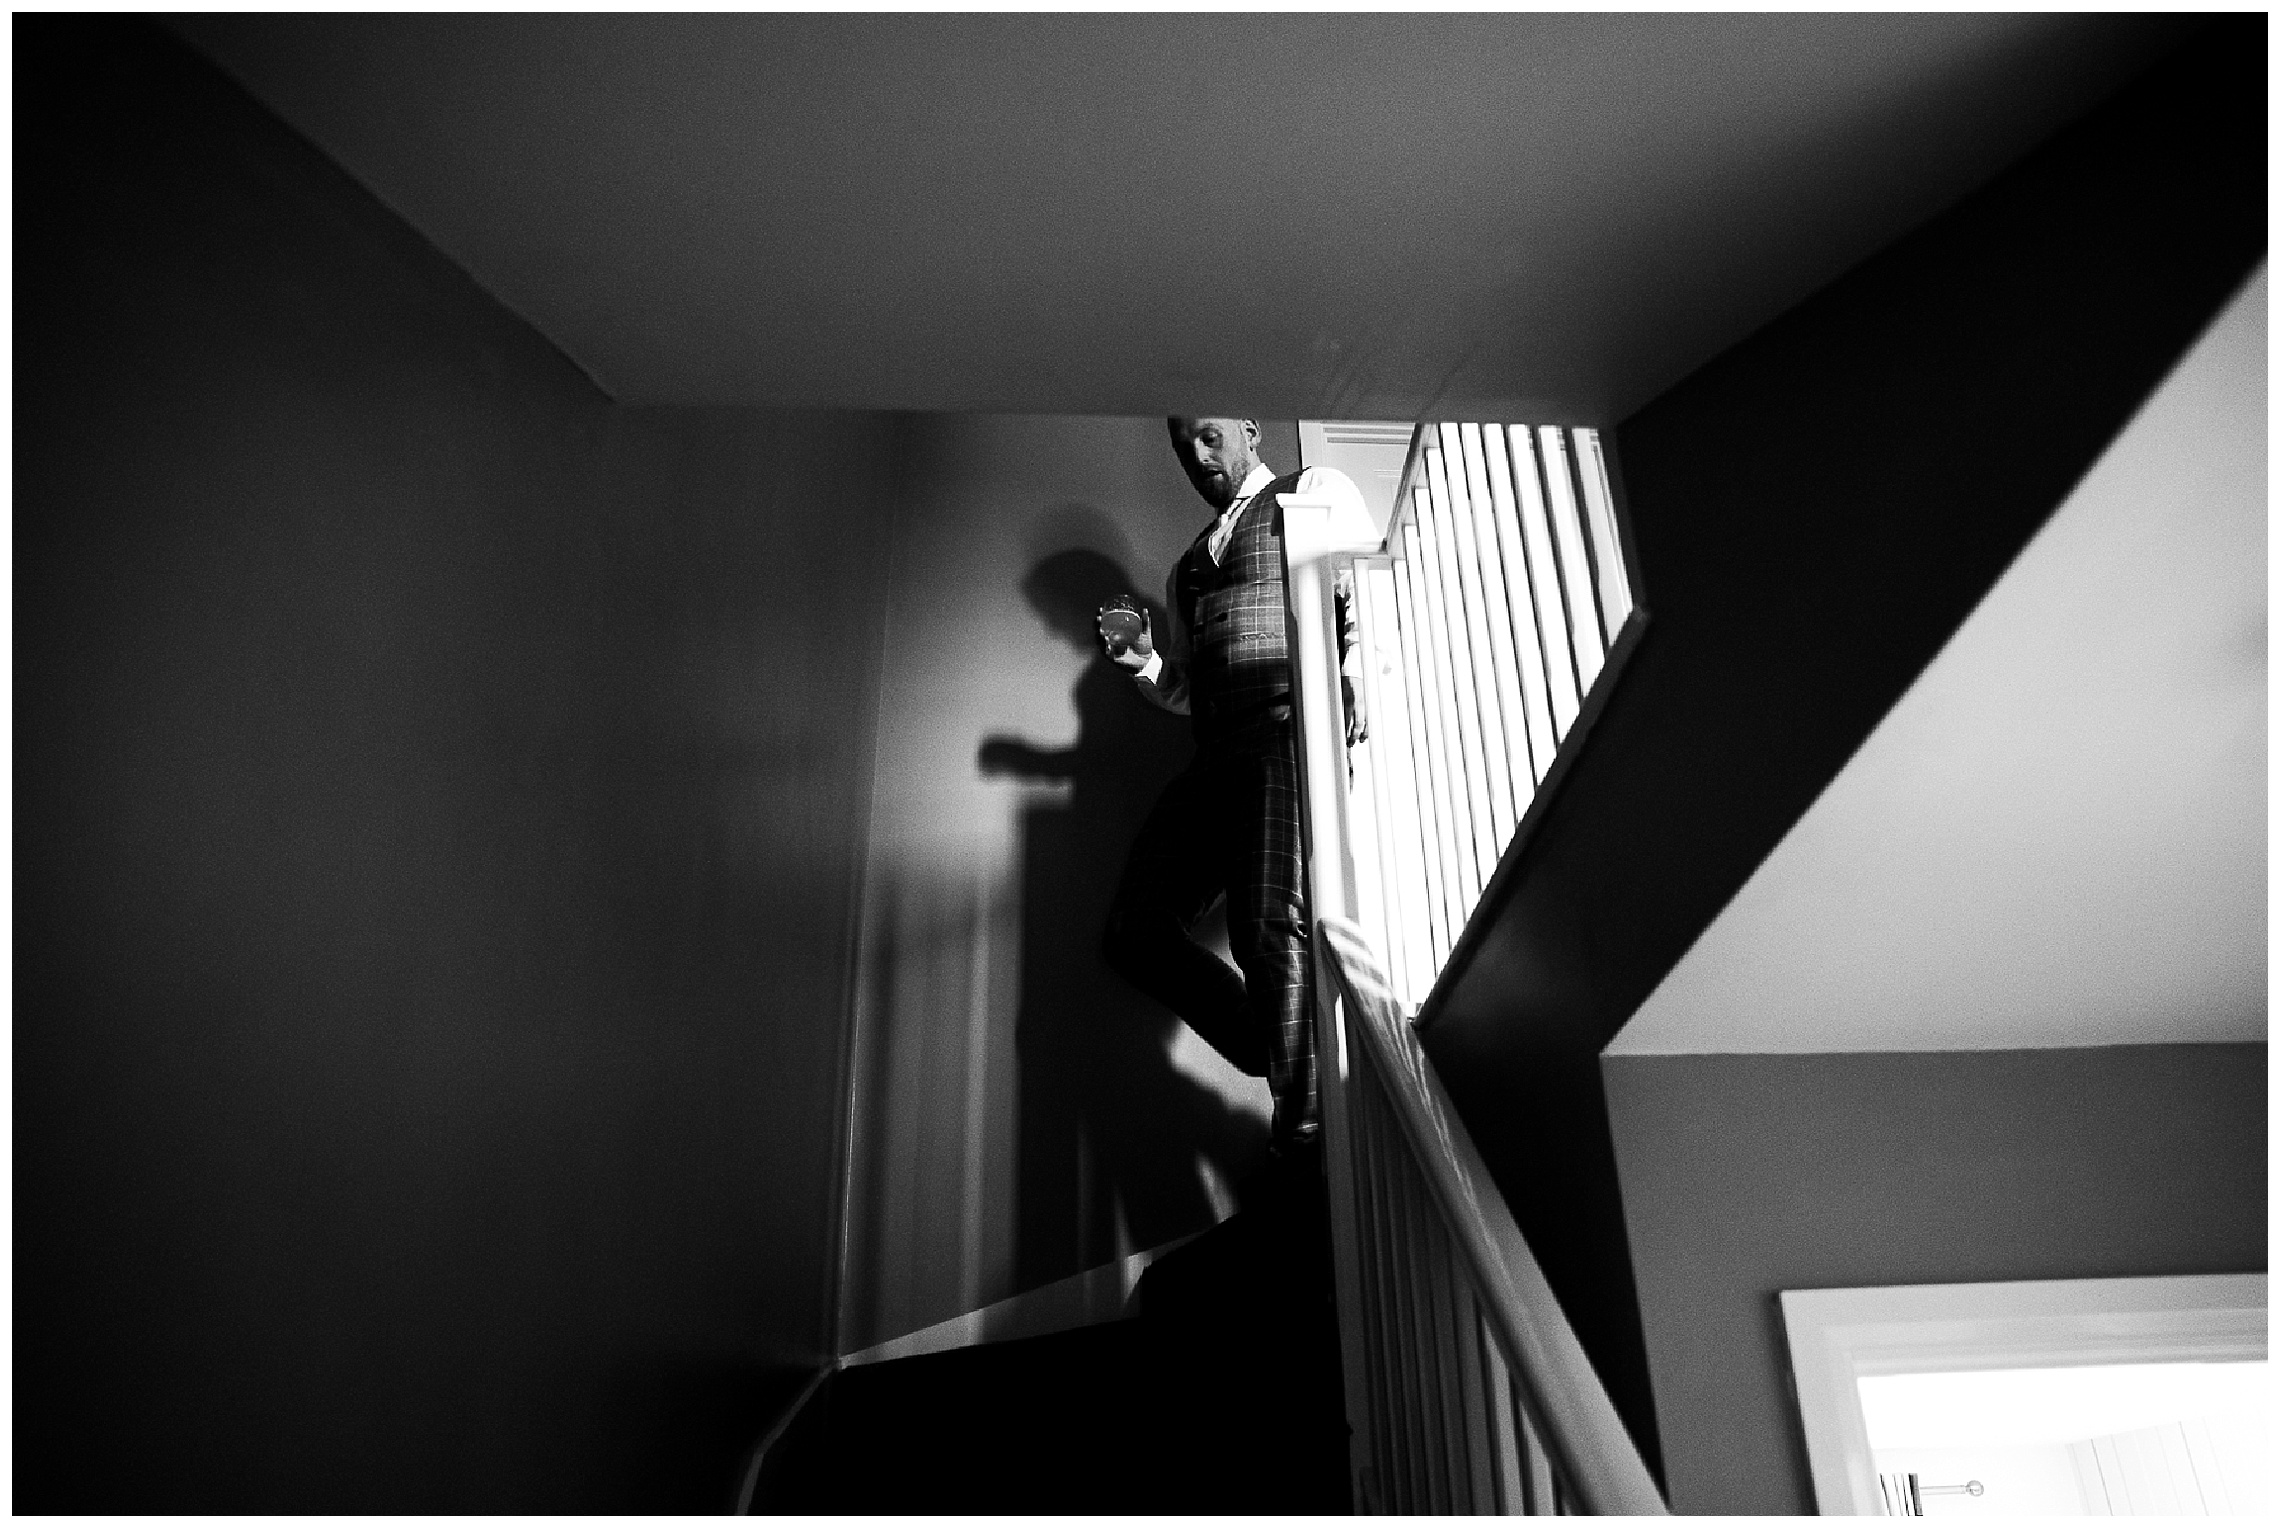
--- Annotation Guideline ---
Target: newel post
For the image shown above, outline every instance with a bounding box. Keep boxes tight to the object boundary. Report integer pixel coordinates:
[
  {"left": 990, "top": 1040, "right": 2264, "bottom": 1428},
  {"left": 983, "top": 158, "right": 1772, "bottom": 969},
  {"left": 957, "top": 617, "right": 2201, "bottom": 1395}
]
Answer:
[{"left": 1280, "top": 485, "right": 1386, "bottom": 1512}]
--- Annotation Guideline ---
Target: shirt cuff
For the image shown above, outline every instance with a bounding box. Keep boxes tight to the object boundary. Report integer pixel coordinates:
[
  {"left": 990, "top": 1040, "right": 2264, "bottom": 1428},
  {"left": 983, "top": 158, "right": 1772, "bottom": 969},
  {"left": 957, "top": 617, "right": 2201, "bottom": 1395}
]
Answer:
[{"left": 1136, "top": 649, "right": 1165, "bottom": 685}]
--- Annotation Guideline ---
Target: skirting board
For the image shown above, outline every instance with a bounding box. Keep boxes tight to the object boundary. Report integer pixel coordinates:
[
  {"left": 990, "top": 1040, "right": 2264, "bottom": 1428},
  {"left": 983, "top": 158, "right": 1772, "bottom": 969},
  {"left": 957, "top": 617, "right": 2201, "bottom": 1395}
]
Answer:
[{"left": 841, "top": 1233, "right": 1203, "bottom": 1368}]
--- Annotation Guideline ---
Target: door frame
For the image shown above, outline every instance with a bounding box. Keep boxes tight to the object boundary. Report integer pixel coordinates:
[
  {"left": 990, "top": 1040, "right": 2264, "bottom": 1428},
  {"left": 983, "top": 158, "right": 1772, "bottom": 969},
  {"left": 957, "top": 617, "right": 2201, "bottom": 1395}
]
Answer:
[{"left": 1777, "top": 1273, "right": 2267, "bottom": 1515}]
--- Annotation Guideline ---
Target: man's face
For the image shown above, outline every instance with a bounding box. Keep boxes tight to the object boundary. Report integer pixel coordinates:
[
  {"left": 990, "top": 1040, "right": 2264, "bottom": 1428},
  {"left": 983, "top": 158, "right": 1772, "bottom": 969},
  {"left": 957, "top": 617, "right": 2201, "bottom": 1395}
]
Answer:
[{"left": 1167, "top": 417, "right": 1261, "bottom": 511}]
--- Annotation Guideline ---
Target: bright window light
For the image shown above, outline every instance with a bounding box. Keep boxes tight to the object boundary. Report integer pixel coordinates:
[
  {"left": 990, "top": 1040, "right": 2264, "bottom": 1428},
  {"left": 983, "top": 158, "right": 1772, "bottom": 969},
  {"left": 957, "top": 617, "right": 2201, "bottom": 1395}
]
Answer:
[{"left": 1859, "top": 1361, "right": 2269, "bottom": 1449}]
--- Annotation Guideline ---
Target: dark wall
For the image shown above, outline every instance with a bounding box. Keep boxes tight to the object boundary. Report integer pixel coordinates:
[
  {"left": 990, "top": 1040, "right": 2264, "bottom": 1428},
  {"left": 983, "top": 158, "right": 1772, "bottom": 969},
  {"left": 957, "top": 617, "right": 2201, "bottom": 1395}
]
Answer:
[
  {"left": 1415, "top": 20, "right": 2264, "bottom": 1480},
  {"left": 15, "top": 21, "right": 895, "bottom": 1510},
  {"left": 1603, "top": 1044, "right": 2268, "bottom": 1514},
  {"left": 838, "top": 414, "right": 1291, "bottom": 1353}
]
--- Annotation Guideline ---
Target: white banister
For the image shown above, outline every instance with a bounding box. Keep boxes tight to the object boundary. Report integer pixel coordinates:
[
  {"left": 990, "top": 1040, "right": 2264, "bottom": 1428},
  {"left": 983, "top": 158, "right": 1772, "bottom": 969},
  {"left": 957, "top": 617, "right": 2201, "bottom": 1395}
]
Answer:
[
  {"left": 1279, "top": 479, "right": 1394, "bottom": 1518},
  {"left": 1320, "top": 918, "right": 1668, "bottom": 1517},
  {"left": 1286, "top": 419, "right": 1655, "bottom": 1514}
]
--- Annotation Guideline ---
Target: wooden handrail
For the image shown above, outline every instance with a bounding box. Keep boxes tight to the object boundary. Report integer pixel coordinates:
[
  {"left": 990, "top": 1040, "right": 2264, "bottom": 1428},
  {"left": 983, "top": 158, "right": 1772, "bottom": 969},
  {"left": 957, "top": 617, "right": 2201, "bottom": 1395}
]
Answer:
[
  {"left": 1318, "top": 916, "right": 1669, "bottom": 1516},
  {"left": 1282, "top": 435, "right": 1662, "bottom": 1513}
]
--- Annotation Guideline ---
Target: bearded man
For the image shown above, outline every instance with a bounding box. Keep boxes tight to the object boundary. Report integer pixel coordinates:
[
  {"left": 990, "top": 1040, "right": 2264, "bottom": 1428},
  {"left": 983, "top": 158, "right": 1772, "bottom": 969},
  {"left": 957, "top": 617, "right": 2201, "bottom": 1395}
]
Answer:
[{"left": 1098, "top": 416, "right": 1365, "bottom": 1167}]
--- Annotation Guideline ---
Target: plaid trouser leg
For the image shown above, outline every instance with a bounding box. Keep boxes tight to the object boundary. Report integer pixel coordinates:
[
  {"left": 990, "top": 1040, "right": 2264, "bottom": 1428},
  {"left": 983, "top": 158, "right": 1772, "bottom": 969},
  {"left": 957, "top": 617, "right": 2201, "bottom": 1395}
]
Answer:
[
  {"left": 1103, "top": 729, "right": 1318, "bottom": 1144},
  {"left": 1105, "top": 765, "right": 1269, "bottom": 1078},
  {"left": 1217, "top": 736, "right": 1318, "bottom": 1147}
]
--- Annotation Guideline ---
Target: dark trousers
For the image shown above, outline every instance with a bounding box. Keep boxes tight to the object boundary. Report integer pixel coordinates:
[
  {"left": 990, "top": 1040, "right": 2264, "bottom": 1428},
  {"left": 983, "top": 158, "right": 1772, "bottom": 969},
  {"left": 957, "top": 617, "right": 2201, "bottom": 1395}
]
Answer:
[{"left": 1103, "top": 724, "right": 1317, "bottom": 1147}]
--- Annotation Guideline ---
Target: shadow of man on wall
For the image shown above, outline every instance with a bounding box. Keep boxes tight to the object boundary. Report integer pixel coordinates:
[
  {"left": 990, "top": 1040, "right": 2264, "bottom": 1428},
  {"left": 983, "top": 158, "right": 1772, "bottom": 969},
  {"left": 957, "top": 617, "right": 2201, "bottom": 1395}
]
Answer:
[{"left": 981, "top": 538, "right": 1272, "bottom": 1295}]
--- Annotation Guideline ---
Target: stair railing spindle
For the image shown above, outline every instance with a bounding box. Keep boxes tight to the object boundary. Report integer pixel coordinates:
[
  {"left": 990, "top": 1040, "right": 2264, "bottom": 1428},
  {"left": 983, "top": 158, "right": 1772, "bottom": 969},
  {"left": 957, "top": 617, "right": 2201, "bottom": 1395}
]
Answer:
[
  {"left": 1535, "top": 426, "right": 1607, "bottom": 693},
  {"left": 1453, "top": 422, "right": 1540, "bottom": 816},
  {"left": 1478, "top": 426, "right": 1560, "bottom": 781},
  {"left": 1520, "top": 1379, "right": 1558, "bottom": 1515},
  {"left": 1363, "top": 1079, "right": 1416, "bottom": 1514},
  {"left": 1379, "top": 557, "right": 1440, "bottom": 1006},
  {"left": 1454, "top": 1280, "right": 1502, "bottom": 1512},
  {"left": 1393, "top": 535, "right": 1467, "bottom": 954},
  {"left": 1355, "top": 1068, "right": 1406, "bottom": 1512},
  {"left": 1417, "top": 456, "right": 1500, "bottom": 890},
  {"left": 1502, "top": 426, "right": 1584, "bottom": 740},
  {"left": 1433, "top": 425, "right": 1520, "bottom": 849},
  {"left": 1352, "top": 560, "right": 1425, "bottom": 1006},
  {"left": 1480, "top": 1321, "right": 1524, "bottom": 1513},
  {"left": 1430, "top": 1160, "right": 1474, "bottom": 1513},
  {"left": 1432, "top": 1229, "right": 1483, "bottom": 1512},
  {"left": 1406, "top": 483, "right": 1483, "bottom": 908},
  {"left": 1345, "top": 1068, "right": 1393, "bottom": 1510},
  {"left": 1573, "top": 429, "right": 1634, "bottom": 644},
  {"left": 1337, "top": 567, "right": 1397, "bottom": 1005},
  {"left": 1404, "top": 1148, "right": 1448, "bottom": 1514}
]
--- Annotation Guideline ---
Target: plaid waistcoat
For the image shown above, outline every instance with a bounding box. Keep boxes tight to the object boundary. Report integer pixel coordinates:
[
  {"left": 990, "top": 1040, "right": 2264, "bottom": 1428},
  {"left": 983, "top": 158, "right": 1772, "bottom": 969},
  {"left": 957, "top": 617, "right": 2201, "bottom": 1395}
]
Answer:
[{"left": 1175, "top": 469, "right": 1302, "bottom": 748}]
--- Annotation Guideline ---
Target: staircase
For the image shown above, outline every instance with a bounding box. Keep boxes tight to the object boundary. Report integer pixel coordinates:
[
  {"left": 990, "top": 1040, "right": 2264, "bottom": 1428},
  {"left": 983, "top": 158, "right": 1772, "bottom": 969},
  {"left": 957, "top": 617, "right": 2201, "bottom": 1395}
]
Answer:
[{"left": 749, "top": 1160, "right": 1351, "bottom": 1513}]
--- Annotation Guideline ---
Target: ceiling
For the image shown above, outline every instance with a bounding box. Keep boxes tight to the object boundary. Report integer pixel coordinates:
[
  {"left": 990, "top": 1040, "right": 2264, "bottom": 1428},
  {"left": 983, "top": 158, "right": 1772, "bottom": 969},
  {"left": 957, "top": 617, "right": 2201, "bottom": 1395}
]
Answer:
[
  {"left": 1608, "top": 267, "right": 2267, "bottom": 1056},
  {"left": 173, "top": 13, "right": 2185, "bottom": 421}
]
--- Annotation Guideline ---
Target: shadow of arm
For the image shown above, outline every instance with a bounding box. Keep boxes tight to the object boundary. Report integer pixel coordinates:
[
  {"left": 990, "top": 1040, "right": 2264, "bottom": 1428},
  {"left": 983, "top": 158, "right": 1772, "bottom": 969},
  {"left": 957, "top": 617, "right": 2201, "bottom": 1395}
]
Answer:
[{"left": 979, "top": 735, "right": 1079, "bottom": 780}]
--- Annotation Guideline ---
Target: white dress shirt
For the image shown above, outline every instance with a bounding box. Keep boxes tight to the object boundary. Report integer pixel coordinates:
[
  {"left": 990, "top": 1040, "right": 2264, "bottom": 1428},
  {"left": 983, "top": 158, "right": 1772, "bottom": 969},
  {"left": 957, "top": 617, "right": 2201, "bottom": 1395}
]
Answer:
[{"left": 1132, "top": 461, "right": 1365, "bottom": 715}]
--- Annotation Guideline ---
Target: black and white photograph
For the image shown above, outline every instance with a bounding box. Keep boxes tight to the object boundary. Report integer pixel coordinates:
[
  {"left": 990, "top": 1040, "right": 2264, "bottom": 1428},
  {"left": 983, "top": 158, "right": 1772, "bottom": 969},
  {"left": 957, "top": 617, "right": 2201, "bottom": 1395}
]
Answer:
[{"left": 11, "top": 9, "right": 2267, "bottom": 1516}]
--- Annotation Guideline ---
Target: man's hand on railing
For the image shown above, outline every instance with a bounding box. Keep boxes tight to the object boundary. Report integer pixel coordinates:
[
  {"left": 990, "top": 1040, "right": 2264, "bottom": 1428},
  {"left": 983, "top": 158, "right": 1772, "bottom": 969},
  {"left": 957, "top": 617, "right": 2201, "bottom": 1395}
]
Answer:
[{"left": 1343, "top": 674, "right": 1368, "bottom": 750}]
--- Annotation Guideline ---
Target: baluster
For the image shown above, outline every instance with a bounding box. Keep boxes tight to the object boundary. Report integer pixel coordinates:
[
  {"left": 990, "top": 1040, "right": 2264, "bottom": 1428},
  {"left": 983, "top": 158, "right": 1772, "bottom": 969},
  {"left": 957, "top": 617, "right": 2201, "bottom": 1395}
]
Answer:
[
  {"left": 1381, "top": 603, "right": 1437, "bottom": 1010},
  {"left": 1451, "top": 1281, "right": 1500, "bottom": 1512},
  {"left": 1482, "top": 1331, "right": 1527, "bottom": 1514},
  {"left": 1518, "top": 1380, "right": 1558, "bottom": 1515},
  {"left": 1416, "top": 460, "right": 1498, "bottom": 895},
  {"left": 1358, "top": 1076, "right": 1413, "bottom": 1523},
  {"left": 1382, "top": 1145, "right": 1438, "bottom": 1512},
  {"left": 1502, "top": 427, "right": 1583, "bottom": 740},
  {"left": 1572, "top": 428, "right": 1634, "bottom": 644},
  {"left": 1393, "top": 539, "right": 1465, "bottom": 958},
  {"left": 1453, "top": 423, "right": 1538, "bottom": 823},
  {"left": 1353, "top": 1069, "right": 1408, "bottom": 1514},
  {"left": 1353, "top": 561, "right": 1427, "bottom": 1007},
  {"left": 1478, "top": 425, "right": 1560, "bottom": 783},
  {"left": 1432, "top": 426, "right": 1518, "bottom": 851},
  {"left": 1406, "top": 482, "right": 1483, "bottom": 910},
  {"left": 1378, "top": 1090, "right": 1425, "bottom": 1515},
  {"left": 1395, "top": 1163, "right": 1450, "bottom": 1523},
  {"left": 1422, "top": 1209, "right": 1473, "bottom": 1510},
  {"left": 1535, "top": 426, "right": 1606, "bottom": 693},
  {"left": 1388, "top": 543, "right": 1450, "bottom": 976},
  {"left": 1338, "top": 566, "right": 1395, "bottom": 998}
]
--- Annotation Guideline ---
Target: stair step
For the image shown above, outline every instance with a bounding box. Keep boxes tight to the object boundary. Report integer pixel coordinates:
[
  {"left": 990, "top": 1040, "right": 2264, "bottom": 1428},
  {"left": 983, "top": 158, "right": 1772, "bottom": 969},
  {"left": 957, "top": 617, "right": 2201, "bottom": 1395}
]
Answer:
[{"left": 758, "top": 1190, "right": 1351, "bottom": 1513}]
